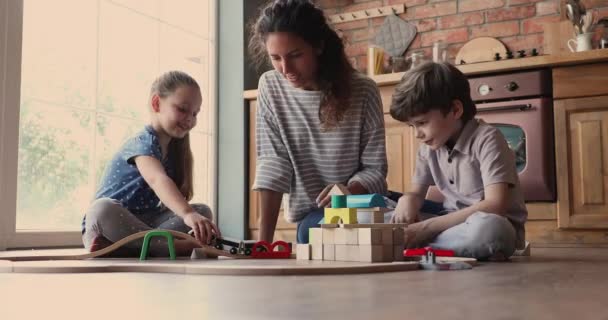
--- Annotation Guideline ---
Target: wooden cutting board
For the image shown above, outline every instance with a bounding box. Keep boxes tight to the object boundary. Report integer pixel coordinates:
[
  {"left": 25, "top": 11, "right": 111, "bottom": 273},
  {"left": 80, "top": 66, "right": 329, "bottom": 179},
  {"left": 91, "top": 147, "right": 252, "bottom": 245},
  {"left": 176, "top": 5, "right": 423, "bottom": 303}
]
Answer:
[
  {"left": 543, "top": 20, "right": 577, "bottom": 54},
  {"left": 455, "top": 37, "right": 507, "bottom": 65}
]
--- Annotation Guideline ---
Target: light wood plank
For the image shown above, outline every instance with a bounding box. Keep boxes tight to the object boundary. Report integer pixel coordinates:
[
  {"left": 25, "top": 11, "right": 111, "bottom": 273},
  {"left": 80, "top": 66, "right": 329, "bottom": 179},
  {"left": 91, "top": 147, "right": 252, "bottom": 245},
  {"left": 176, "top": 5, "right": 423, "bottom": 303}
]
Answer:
[
  {"left": 556, "top": 96, "right": 608, "bottom": 229},
  {"left": 553, "top": 63, "right": 608, "bottom": 99},
  {"left": 578, "top": 120, "right": 604, "bottom": 204},
  {"left": 526, "top": 203, "right": 557, "bottom": 220}
]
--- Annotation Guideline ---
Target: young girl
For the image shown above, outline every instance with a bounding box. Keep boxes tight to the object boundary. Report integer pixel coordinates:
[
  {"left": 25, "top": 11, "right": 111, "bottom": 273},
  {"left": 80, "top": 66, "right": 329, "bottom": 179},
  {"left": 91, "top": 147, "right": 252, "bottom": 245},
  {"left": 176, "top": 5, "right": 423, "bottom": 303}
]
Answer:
[
  {"left": 82, "top": 71, "right": 220, "bottom": 257},
  {"left": 249, "top": 0, "right": 388, "bottom": 243}
]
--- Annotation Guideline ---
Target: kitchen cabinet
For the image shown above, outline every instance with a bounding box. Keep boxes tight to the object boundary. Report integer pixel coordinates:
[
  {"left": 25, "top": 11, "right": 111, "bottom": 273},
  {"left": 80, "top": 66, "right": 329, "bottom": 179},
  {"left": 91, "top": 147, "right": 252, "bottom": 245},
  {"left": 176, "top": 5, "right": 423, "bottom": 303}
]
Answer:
[
  {"left": 553, "top": 63, "right": 608, "bottom": 229},
  {"left": 245, "top": 51, "right": 608, "bottom": 244}
]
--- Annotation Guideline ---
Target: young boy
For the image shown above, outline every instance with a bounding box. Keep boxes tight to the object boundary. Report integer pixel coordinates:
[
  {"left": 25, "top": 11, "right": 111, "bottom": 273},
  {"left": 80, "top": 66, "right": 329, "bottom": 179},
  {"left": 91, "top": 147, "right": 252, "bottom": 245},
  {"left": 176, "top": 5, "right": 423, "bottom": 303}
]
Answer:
[{"left": 389, "top": 62, "right": 527, "bottom": 260}]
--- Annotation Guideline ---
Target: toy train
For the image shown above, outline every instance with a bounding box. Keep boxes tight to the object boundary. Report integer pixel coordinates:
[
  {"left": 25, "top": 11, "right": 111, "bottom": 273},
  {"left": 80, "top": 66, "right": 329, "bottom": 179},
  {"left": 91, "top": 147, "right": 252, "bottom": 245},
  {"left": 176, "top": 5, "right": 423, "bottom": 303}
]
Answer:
[{"left": 211, "top": 236, "right": 292, "bottom": 258}]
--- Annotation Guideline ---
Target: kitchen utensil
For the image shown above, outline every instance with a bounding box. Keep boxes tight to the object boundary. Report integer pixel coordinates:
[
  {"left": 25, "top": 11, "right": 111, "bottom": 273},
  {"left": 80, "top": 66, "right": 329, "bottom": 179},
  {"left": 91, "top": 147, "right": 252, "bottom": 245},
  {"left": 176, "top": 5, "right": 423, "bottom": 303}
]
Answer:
[
  {"left": 567, "top": 0, "right": 587, "bottom": 34},
  {"left": 567, "top": 32, "right": 593, "bottom": 52},
  {"left": 372, "top": 14, "right": 417, "bottom": 58},
  {"left": 566, "top": 3, "right": 575, "bottom": 24},
  {"left": 432, "top": 40, "right": 448, "bottom": 62},
  {"left": 581, "top": 11, "right": 595, "bottom": 34},
  {"left": 455, "top": 37, "right": 507, "bottom": 65},
  {"left": 408, "top": 50, "right": 426, "bottom": 70}
]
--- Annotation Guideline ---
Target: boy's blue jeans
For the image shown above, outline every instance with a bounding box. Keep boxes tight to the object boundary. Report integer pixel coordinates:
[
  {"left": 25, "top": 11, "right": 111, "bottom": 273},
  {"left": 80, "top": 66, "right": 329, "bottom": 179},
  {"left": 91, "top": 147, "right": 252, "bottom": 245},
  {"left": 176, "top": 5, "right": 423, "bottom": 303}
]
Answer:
[{"left": 296, "top": 200, "right": 517, "bottom": 260}]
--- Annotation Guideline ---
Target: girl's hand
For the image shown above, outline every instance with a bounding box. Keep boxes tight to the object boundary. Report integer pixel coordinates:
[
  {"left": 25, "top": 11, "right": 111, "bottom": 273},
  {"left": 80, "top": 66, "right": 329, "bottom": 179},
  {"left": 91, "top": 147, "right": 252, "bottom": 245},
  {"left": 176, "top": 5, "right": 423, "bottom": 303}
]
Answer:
[
  {"left": 404, "top": 219, "right": 438, "bottom": 249},
  {"left": 183, "top": 213, "right": 220, "bottom": 245}
]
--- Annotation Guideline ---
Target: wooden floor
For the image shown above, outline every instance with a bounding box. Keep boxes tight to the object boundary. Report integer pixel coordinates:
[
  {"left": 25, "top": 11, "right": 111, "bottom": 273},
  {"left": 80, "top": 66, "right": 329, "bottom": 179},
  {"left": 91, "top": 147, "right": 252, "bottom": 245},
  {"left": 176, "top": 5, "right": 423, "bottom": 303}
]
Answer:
[{"left": 1, "top": 247, "right": 607, "bottom": 320}]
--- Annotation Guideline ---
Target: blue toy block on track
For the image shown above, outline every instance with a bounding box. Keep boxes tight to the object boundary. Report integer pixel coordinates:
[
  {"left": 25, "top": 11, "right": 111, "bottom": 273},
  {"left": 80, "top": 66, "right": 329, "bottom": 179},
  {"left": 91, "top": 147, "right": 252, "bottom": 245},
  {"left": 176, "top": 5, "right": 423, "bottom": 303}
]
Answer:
[{"left": 345, "top": 194, "right": 386, "bottom": 208}]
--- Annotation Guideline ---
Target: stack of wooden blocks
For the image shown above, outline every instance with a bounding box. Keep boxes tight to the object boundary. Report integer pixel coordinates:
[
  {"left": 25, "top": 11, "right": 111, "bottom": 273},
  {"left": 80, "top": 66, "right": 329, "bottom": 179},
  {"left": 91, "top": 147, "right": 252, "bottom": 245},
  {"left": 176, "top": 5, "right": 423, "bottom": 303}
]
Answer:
[
  {"left": 296, "top": 185, "right": 407, "bottom": 263},
  {"left": 297, "top": 223, "right": 406, "bottom": 262}
]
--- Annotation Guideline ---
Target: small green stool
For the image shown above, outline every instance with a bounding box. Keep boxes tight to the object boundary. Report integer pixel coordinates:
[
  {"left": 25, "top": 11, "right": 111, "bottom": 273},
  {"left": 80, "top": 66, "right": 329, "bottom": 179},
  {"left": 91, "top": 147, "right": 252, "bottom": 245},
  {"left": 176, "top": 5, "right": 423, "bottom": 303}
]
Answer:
[{"left": 139, "top": 230, "right": 176, "bottom": 260}]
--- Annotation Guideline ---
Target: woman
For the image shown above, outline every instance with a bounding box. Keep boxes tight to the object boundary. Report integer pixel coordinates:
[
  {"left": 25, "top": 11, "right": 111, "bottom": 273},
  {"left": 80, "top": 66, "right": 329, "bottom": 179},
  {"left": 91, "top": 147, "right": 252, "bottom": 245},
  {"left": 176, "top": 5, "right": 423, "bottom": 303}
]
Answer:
[{"left": 249, "top": 0, "right": 387, "bottom": 243}]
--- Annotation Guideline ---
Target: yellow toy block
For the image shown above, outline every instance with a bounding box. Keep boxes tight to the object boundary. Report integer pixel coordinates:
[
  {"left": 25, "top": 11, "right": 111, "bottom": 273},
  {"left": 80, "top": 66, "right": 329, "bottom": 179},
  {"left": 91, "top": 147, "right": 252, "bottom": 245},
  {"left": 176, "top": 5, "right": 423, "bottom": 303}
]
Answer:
[{"left": 324, "top": 207, "right": 358, "bottom": 224}]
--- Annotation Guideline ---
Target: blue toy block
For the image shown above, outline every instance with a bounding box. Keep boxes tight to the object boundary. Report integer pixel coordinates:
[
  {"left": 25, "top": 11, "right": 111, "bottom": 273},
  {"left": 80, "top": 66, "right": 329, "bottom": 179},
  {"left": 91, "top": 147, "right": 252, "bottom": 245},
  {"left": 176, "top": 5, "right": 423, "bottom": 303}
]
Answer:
[{"left": 346, "top": 194, "right": 386, "bottom": 208}]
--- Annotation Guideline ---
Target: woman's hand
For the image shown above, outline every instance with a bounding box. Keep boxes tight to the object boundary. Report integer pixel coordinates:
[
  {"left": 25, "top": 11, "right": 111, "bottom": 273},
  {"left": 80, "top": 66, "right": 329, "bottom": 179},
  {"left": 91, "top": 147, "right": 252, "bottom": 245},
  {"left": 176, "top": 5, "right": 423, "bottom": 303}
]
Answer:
[
  {"left": 316, "top": 182, "right": 368, "bottom": 208},
  {"left": 316, "top": 184, "right": 336, "bottom": 208},
  {"left": 404, "top": 219, "right": 438, "bottom": 249},
  {"left": 390, "top": 194, "right": 421, "bottom": 224},
  {"left": 183, "top": 213, "right": 221, "bottom": 245}
]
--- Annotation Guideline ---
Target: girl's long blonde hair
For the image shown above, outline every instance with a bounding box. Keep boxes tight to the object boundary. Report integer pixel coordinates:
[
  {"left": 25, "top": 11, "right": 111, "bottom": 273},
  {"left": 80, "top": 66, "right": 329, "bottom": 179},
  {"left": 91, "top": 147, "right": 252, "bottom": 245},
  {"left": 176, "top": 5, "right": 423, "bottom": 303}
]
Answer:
[{"left": 150, "top": 70, "right": 199, "bottom": 201}]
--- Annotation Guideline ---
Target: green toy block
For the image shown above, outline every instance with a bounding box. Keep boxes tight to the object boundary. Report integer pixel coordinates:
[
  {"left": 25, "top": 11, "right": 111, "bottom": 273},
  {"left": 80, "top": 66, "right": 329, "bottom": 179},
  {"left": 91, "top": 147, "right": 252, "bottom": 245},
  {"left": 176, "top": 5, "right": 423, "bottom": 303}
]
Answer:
[
  {"left": 139, "top": 230, "right": 176, "bottom": 260},
  {"left": 331, "top": 195, "right": 347, "bottom": 208}
]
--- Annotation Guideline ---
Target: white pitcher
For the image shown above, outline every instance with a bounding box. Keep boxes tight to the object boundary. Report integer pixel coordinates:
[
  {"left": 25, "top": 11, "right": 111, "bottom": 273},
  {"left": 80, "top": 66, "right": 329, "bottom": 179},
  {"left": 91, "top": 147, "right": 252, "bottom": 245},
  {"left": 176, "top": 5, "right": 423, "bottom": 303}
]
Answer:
[{"left": 568, "top": 32, "right": 594, "bottom": 52}]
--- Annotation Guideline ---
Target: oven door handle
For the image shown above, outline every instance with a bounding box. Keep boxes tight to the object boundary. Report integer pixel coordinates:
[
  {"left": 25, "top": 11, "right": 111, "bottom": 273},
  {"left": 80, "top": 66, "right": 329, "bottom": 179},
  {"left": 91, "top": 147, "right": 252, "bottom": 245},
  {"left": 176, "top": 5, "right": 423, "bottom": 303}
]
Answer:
[{"left": 477, "top": 104, "right": 532, "bottom": 113}]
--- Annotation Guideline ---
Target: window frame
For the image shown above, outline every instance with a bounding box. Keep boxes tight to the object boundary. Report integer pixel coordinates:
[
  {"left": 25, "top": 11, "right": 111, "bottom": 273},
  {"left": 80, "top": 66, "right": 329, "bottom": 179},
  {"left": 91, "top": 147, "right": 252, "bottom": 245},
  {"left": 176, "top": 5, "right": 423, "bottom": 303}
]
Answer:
[{"left": 0, "top": 0, "right": 218, "bottom": 249}]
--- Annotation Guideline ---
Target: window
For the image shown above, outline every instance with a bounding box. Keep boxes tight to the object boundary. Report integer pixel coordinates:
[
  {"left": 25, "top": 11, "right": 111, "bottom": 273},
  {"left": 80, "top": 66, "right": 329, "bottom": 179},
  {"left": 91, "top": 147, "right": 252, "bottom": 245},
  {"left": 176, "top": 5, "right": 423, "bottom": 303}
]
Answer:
[{"left": 0, "top": 0, "right": 217, "bottom": 249}]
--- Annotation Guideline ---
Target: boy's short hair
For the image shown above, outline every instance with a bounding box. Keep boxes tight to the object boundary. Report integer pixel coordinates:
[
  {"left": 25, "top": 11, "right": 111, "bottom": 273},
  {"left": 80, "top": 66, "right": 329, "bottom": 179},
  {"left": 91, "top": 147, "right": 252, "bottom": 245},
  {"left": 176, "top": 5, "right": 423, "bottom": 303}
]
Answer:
[{"left": 390, "top": 62, "right": 476, "bottom": 122}]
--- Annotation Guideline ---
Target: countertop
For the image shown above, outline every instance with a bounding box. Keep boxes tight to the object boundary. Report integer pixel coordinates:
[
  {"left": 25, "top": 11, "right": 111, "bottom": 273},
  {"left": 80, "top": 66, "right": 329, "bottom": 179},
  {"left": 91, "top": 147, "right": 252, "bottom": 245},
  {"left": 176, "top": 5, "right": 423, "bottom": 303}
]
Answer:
[{"left": 244, "top": 49, "right": 608, "bottom": 100}]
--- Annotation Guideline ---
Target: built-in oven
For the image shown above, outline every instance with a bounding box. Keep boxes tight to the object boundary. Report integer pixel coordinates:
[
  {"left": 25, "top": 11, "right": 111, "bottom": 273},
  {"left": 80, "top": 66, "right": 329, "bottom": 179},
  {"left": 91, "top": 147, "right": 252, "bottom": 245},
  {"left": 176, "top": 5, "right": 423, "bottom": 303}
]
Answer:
[{"left": 468, "top": 69, "right": 555, "bottom": 202}]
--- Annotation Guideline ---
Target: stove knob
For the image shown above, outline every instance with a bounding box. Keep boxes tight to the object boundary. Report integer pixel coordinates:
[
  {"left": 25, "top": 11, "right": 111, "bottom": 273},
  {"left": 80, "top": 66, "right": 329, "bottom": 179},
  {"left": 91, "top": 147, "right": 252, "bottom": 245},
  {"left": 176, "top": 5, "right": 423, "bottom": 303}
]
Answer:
[{"left": 505, "top": 81, "right": 519, "bottom": 91}]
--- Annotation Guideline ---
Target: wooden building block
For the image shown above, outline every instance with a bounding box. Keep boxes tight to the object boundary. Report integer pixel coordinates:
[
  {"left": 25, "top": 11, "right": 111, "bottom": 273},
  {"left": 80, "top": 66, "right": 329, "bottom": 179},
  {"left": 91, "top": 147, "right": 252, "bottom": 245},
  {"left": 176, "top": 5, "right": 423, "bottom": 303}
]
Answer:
[
  {"left": 334, "top": 228, "right": 359, "bottom": 245},
  {"left": 342, "top": 223, "right": 407, "bottom": 229},
  {"left": 322, "top": 228, "right": 336, "bottom": 245},
  {"left": 319, "top": 223, "right": 339, "bottom": 228},
  {"left": 335, "top": 245, "right": 359, "bottom": 262},
  {"left": 393, "top": 227, "right": 405, "bottom": 245},
  {"left": 325, "top": 207, "right": 358, "bottom": 224},
  {"left": 296, "top": 244, "right": 311, "bottom": 260},
  {"left": 311, "top": 244, "right": 323, "bottom": 260},
  {"left": 382, "top": 245, "right": 394, "bottom": 262},
  {"left": 356, "top": 208, "right": 388, "bottom": 223},
  {"left": 346, "top": 194, "right": 386, "bottom": 208},
  {"left": 309, "top": 228, "right": 323, "bottom": 245},
  {"left": 323, "top": 244, "right": 335, "bottom": 261},
  {"left": 359, "top": 245, "right": 384, "bottom": 262},
  {"left": 329, "top": 183, "right": 351, "bottom": 196},
  {"left": 543, "top": 20, "right": 576, "bottom": 55},
  {"left": 381, "top": 229, "right": 393, "bottom": 245},
  {"left": 190, "top": 248, "right": 208, "bottom": 260},
  {"left": 393, "top": 245, "right": 405, "bottom": 261},
  {"left": 358, "top": 228, "right": 383, "bottom": 245},
  {"left": 371, "top": 211, "right": 385, "bottom": 223},
  {"left": 334, "top": 244, "right": 348, "bottom": 261}
]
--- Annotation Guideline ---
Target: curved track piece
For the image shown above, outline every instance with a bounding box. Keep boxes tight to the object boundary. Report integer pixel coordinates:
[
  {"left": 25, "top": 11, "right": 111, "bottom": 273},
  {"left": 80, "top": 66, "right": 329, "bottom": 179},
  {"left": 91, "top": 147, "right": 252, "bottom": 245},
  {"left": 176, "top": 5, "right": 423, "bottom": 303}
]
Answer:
[{"left": 0, "top": 230, "right": 249, "bottom": 261}]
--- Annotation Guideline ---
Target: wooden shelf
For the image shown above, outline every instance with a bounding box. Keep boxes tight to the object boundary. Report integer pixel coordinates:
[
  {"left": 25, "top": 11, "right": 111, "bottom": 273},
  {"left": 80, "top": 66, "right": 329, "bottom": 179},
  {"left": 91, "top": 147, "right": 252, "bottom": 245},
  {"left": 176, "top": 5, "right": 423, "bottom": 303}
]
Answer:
[{"left": 244, "top": 49, "right": 608, "bottom": 100}]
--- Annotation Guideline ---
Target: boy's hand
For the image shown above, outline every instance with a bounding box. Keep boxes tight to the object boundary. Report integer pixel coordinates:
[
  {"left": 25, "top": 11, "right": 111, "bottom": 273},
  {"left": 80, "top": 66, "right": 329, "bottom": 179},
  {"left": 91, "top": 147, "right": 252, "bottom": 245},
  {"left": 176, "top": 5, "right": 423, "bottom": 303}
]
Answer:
[
  {"left": 404, "top": 219, "right": 437, "bottom": 248},
  {"left": 390, "top": 194, "right": 420, "bottom": 224},
  {"left": 183, "top": 213, "right": 221, "bottom": 245}
]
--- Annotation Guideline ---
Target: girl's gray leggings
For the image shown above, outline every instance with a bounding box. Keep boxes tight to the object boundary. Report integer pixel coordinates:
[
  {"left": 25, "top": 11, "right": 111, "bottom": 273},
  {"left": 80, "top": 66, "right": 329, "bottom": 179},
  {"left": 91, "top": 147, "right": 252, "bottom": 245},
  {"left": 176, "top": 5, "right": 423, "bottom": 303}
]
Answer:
[{"left": 82, "top": 198, "right": 212, "bottom": 256}]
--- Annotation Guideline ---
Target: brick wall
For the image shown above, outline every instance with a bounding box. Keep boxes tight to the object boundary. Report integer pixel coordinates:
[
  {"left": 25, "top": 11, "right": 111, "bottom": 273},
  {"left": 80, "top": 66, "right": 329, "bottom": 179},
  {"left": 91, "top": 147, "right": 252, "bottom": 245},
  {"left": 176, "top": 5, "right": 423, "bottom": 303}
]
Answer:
[{"left": 315, "top": 0, "right": 608, "bottom": 73}]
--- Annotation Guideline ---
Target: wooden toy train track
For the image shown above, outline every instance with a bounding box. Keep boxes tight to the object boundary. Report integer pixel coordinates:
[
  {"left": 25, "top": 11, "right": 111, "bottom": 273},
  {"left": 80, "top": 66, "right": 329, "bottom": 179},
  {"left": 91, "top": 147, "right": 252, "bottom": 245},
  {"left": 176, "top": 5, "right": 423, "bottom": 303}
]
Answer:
[{"left": 0, "top": 230, "right": 249, "bottom": 262}]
